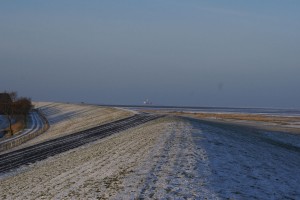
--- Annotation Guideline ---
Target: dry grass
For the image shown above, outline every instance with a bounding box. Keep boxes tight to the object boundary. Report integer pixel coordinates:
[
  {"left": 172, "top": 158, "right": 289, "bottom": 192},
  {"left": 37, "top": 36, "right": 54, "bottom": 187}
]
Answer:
[
  {"left": 188, "top": 113, "right": 300, "bottom": 124},
  {"left": 0, "top": 118, "right": 173, "bottom": 199},
  {"left": 1, "top": 102, "right": 134, "bottom": 153},
  {"left": 142, "top": 110, "right": 300, "bottom": 133},
  {"left": 16, "top": 102, "right": 134, "bottom": 148},
  {"left": 4, "top": 115, "right": 25, "bottom": 136}
]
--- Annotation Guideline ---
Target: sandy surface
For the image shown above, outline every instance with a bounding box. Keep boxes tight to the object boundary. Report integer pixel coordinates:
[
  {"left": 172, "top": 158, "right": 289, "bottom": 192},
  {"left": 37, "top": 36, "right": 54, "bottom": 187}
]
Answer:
[{"left": 1, "top": 116, "right": 300, "bottom": 199}]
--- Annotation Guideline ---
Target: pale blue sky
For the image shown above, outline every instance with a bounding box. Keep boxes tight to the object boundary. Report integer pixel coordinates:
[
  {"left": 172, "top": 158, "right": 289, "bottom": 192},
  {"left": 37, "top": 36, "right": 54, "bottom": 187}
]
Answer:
[{"left": 1, "top": 1, "right": 300, "bottom": 108}]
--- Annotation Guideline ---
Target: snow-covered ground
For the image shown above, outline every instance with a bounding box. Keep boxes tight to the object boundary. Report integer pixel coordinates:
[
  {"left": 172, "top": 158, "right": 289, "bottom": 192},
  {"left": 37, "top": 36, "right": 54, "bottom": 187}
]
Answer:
[
  {"left": 0, "top": 111, "right": 44, "bottom": 147},
  {"left": 1, "top": 116, "right": 299, "bottom": 199},
  {"left": 6, "top": 102, "right": 134, "bottom": 150},
  {"left": 189, "top": 119, "right": 300, "bottom": 199}
]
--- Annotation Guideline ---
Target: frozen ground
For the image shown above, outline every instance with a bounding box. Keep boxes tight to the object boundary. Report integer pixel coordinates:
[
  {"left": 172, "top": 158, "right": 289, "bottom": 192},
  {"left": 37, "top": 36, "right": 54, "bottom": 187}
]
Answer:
[
  {"left": 4, "top": 102, "right": 134, "bottom": 151},
  {"left": 0, "top": 111, "right": 44, "bottom": 146},
  {"left": 0, "top": 116, "right": 8, "bottom": 138},
  {"left": 1, "top": 116, "right": 300, "bottom": 199}
]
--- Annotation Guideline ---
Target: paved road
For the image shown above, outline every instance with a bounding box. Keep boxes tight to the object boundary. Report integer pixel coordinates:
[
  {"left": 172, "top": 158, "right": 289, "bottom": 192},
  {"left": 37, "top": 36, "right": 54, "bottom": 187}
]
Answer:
[
  {"left": 0, "top": 116, "right": 8, "bottom": 135},
  {"left": 0, "top": 113, "right": 160, "bottom": 174},
  {"left": 0, "top": 111, "right": 43, "bottom": 143},
  {"left": 0, "top": 116, "right": 11, "bottom": 132},
  {"left": 19, "top": 111, "right": 44, "bottom": 137},
  {"left": 0, "top": 116, "right": 8, "bottom": 138},
  {"left": 0, "top": 116, "right": 7, "bottom": 129}
]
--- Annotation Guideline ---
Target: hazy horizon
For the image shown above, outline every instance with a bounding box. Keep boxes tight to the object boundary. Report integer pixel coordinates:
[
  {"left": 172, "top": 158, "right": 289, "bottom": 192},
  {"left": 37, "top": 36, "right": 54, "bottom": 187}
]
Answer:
[{"left": 1, "top": 1, "right": 300, "bottom": 108}]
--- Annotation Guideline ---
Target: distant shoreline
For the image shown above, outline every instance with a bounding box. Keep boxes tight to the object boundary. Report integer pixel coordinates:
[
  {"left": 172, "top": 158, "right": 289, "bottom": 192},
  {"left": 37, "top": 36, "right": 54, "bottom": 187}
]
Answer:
[
  {"left": 96, "top": 104, "right": 300, "bottom": 117},
  {"left": 142, "top": 109, "right": 300, "bottom": 134}
]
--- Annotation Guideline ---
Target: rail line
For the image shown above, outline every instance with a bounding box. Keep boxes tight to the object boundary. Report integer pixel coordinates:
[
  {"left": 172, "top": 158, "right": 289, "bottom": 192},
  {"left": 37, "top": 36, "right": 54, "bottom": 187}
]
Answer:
[{"left": 0, "top": 114, "right": 161, "bottom": 174}]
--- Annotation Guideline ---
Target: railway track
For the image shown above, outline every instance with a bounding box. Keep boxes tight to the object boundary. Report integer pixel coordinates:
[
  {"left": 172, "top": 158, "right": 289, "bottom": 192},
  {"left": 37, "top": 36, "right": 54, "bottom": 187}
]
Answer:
[{"left": 0, "top": 113, "right": 161, "bottom": 174}]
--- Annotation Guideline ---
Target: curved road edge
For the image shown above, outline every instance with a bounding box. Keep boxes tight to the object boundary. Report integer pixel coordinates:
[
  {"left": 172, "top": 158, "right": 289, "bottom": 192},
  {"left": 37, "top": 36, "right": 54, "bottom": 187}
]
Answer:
[
  {"left": 0, "top": 109, "right": 49, "bottom": 152},
  {"left": 0, "top": 113, "right": 161, "bottom": 174}
]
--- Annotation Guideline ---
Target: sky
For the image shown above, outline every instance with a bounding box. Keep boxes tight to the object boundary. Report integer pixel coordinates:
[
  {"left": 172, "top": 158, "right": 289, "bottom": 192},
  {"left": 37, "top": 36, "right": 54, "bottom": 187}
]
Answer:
[{"left": 1, "top": 0, "right": 300, "bottom": 108}]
